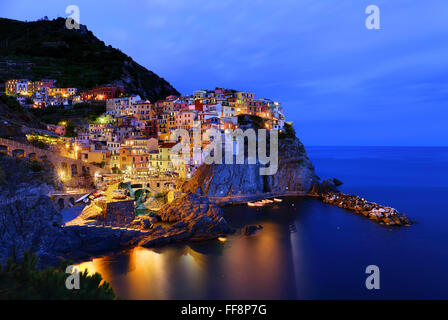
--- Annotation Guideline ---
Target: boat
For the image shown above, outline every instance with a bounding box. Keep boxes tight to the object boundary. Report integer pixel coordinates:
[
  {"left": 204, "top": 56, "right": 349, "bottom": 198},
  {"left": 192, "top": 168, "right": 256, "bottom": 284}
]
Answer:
[
  {"left": 73, "top": 193, "right": 91, "bottom": 205},
  {"left": 248, "top": 201, "right": 265, "bottom": 206},
  {"left": 217, "top": 236, "right": 227, "bottom": 242},
  {"left": 273, "top": 198, "right": 283, "bottom": 202}
]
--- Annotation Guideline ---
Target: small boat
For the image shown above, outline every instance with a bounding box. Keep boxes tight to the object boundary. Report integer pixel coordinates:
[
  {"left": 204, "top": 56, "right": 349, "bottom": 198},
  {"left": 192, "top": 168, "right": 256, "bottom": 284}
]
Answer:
[
  {"left": 273, "top": 198, "right": 283, "bottom": 202},
  {"left": 248, "top": 201, "right": 264, "bottom": 207},
  {"left": 217, "top": 236, "right": 227, "bottom": 242},
  {"left": 74, "top": 193, "right": 91, "bottom": 205}
]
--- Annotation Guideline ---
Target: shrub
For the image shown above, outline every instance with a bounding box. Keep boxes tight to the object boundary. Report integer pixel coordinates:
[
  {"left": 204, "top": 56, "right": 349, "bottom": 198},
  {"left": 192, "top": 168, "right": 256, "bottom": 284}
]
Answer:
[
  {"left": 29, "top": 138, "right": 49, "bottom": 149},
  {"left": 28, "top": 161, "right": 44, "bottom": 172},
  {"left": 0, "top": 251, "right": 115, "bottom": 300},
  {"left": 279, "top": 122, "right": 296, "bottom": 140},
  {"left": 237, "top": 114, "right": 265, "bottom": 129}
]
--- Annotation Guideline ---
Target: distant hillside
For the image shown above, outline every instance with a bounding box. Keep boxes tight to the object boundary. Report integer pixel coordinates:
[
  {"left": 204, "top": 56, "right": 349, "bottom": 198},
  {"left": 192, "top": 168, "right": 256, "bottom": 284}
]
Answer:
[{"left": 0, "top": 17, "right": 179, "bottom": 102}]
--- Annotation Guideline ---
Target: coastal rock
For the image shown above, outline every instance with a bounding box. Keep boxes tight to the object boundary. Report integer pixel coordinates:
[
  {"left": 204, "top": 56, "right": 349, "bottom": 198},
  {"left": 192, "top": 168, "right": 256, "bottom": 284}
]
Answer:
[
  {"left": 245, "top": 225, "right": 263, "bottom": 236},
  {"left": 320, "top": 192, "right": 411, "bottom": 226},
  {"left": 0, "top": 195, "right": 63, "bottom": 265},
  {"left": 333, "top": 178, "right": 343, "bottom": 186},
  {"left": 0, "top": 193, "right": 137, "bottom": 266},
  {"left": 66, "top": 199, "right": 135, "bottom": 227},
  {"left": 310, "top": 178, "right": 338, "bottom": 195},
  {"left": 182, "top": 136, "right": 318, "bottom": 199},
  {"left": 130, "top": 193, "right": 235, "bottom": 248}
]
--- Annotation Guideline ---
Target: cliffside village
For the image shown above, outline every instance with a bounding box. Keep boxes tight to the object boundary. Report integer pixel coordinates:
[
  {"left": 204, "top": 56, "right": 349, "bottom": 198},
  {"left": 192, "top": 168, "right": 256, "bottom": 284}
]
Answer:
[{"left": 4, "top": 79, "right": 285, "bottom": 182}]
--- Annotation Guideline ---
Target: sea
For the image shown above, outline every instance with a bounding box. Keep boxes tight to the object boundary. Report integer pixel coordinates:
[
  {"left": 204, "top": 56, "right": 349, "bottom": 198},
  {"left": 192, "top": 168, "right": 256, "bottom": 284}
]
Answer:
[{"left": 74, "top": 147, "right": 448, "bottom": 299}]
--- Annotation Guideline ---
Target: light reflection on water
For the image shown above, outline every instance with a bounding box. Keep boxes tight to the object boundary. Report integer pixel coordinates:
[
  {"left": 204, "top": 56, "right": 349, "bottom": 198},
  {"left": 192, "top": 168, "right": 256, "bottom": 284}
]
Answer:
[
  {"left": 76, "top": 202, "right": 305, "bottom": 300},
  {"left": 75, "top": 148, "right": 448, "bottom": 299}
]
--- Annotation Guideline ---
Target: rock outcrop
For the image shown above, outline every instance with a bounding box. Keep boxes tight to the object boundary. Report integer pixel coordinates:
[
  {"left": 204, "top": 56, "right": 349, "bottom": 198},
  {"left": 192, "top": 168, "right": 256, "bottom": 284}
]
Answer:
[
  {"left": 182, "top": 136, "right": 317, "bottom": 200},
  {"left": 127, "top": 192, "right": 235, "bottom": 248},
  {"left": 0, "top": 184, "right": 141, "bottom": 266}
]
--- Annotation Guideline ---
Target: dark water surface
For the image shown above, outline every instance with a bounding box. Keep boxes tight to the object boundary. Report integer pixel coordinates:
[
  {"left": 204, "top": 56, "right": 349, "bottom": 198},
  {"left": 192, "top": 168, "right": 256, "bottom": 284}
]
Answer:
[{"left": 76, "top": 147, "right": 448, "bottom": 299}]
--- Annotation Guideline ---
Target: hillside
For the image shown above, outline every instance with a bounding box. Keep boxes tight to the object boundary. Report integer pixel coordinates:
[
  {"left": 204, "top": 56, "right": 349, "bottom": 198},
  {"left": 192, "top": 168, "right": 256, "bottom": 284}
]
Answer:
[
  {"left": 0, "top": 17, "right": 179, "bottom": 102},
  {"left": 0, "top": 94, "right": 45, "bottom": 138}
]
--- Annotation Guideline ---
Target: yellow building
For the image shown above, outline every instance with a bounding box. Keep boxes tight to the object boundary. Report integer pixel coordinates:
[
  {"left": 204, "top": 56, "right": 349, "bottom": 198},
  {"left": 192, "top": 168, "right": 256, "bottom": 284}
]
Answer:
[
  {"left": 48, "top": 87, "right": 77, "bottom": 97},
  {"left": 80, "top": 149, "right": 110, "bottom": 166},
  {"left": 5, "top": 79, "right": 33, "bottom": 96}
]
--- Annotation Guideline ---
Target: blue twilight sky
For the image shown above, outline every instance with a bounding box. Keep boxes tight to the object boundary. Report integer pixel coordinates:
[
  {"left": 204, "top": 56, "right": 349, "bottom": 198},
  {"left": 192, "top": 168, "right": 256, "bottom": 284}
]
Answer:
[{"left": 1, "top": 0, "right": 447, "bottom": 146}]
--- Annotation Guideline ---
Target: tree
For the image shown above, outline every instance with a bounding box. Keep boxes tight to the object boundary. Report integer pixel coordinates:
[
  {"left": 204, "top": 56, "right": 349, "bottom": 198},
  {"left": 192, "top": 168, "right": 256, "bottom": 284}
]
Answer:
[
  {"left": 64, "top": 121, "right": 77, "bottom": 137},
  {"left": 0, "top": 251, "right": 115, "bottom": 300}
]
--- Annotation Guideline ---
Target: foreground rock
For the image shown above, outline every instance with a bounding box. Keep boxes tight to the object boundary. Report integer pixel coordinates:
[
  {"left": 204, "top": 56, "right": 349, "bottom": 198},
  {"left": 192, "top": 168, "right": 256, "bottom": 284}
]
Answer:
[
  {"left": 0, "top": 193, "right": 141, "bottom": 266},
  {"left": 245, "top": 225, "right": 263, "bottom": 236},
  {"left": 127, "top": 192, "right": 235, "bottom": 248},
  {"left": 319, "top": 192, "right": 411, "bottom": 226},
  {"left": 66, "top": 199, "right": 135, "bottom": 227}
]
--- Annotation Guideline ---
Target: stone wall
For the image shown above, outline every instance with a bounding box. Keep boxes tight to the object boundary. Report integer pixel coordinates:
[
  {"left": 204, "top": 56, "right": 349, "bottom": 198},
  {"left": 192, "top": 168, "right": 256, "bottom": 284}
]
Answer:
[{"left": 104, "top": 200, "right": 135, "bottom": 226}]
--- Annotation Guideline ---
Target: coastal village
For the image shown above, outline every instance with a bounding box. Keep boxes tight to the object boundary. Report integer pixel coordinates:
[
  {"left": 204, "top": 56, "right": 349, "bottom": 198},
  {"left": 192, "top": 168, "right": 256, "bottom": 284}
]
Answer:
[
  {"left": 0, "top": 76, "right": 411, "bottom": 298},
  {"left": 2, "top": 78, "right": 292, "bottom": 221},
  {"left": 2, "top": 77, "right": 411, "bottom": 229},
  {"left": 4, "top": 78, "right": 285, "bottom": 182}
]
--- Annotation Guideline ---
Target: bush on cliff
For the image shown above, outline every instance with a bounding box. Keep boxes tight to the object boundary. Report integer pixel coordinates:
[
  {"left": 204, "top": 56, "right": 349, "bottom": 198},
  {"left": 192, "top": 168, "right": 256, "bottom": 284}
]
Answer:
[
  {"left": 0, "top": 155, "right": 58, "bottom": 190},
  {"left": 279, "top": 122, "right": 296, "bottom": 140},
  {"left": 0, "top": 251, "right": 115, "bottom": 300},
  {"left": 237, "top": 114, "right": 265, "bottom": 129},
  {"left": 0, "top": 94, "right": 25, "bottom": 114}
]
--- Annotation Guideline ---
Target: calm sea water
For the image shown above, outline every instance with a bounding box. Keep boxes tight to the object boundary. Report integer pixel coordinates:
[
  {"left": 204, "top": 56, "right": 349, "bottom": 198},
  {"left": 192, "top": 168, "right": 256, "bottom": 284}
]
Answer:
[{"left": 76, "top": 147, "right": 448, "bottom": 299}]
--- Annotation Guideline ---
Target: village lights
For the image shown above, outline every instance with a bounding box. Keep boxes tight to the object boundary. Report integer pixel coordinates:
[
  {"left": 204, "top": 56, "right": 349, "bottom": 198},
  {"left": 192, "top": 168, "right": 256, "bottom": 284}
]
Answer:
[{"left": 58, "top": 170, "right": 67, "bottom": 181}]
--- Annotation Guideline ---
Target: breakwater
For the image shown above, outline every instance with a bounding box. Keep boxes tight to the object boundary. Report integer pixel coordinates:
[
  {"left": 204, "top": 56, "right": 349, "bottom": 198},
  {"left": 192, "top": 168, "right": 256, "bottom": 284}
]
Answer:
[{"left": 320, "top": 192, "right": 411, "bottom": 226}]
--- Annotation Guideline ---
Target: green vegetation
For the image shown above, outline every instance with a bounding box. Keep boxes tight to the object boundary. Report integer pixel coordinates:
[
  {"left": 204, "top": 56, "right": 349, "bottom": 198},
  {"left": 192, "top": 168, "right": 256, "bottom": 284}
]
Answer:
[
  {"left": 0, "top": 153, "right": 58, "bottom": 189},
  {"left": 0, "top": 94, "right": 25, "bottom": 114},
  {"left": 0, "top": 17, "right": 179, "bottom": 101},
  {"left": 28, "top": 136, "right": 50, "bottom": 149},
  {"left": 64, "top": 120, "right": 76, "bottom": 137},
  {"left": 28, "top": 101, "right": 106, "bottom": 135},
  {"left": 27, "top": 160, "right": 45, "bottom": 172},
  {"left": 29, "top": 101, "right": 106, "bottom": 125},
  {"left": 0, "top": 94, "right": 44, "bottom": 139},
  {"left": 279, "top": 122, "right": 296, "bottom": 140},
  {"left": 0, "top": 167, "right": 7, "bottom": 185},
  {"left": 237, "top": 114, "right": 266, "bottom": 129},
  {"left": 0, "top": 251, "right": 115, "bottom": 299}
]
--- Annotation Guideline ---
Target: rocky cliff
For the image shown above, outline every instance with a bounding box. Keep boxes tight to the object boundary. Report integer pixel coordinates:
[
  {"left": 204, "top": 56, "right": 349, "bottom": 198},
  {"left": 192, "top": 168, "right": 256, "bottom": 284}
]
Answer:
[
  {"left": 0, "top": 191, "right": 123, "bottom": 266},
  {"left": 183, "top": 136, "right": 318, "bottom": 200},
  {"left": 0, "top": 156, "right": 135, "bottom": 266}
]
